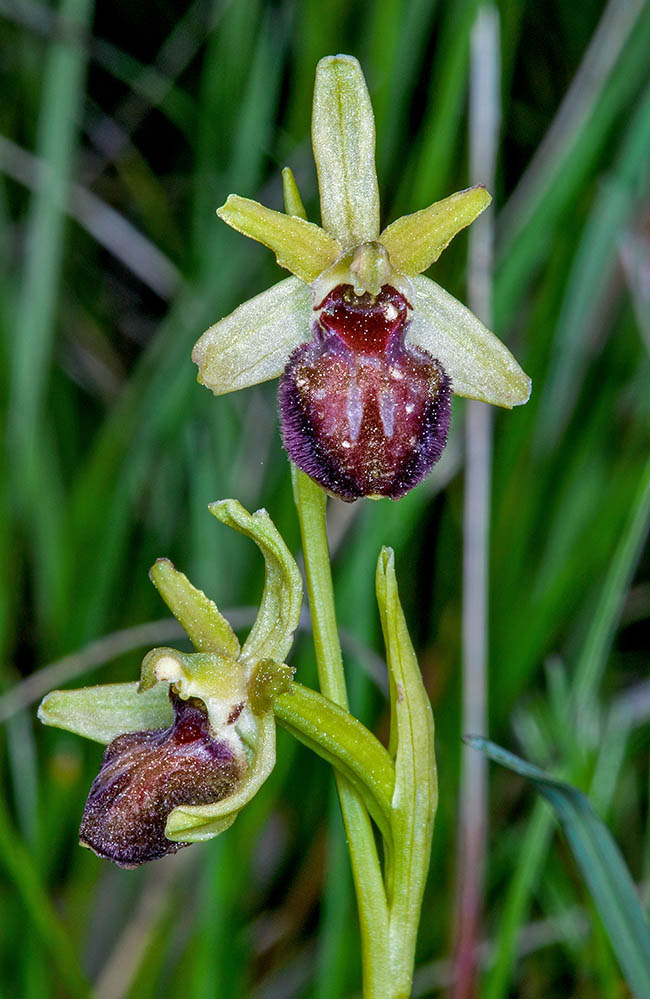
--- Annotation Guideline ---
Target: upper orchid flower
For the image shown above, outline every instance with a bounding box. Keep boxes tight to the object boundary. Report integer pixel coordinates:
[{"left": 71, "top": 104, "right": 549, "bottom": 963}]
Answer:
[{"left": 193, "top": 55, "right": 530, "bottom": 501}]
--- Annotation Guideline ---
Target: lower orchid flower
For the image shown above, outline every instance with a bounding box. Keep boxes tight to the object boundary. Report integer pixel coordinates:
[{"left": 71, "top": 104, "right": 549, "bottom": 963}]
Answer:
[
  {"left": 192, "top": 55, "right": 531, "bottom": 501},
  {"left": 38, "top": 500, "right": 301, "bottom": 867}
]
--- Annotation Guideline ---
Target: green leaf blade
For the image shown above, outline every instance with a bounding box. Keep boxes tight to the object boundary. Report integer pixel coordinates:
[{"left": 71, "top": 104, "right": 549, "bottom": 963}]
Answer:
[
  {"left": 469, "top": 737, "right": 650, "bottom": 999},
  {"left": 376, "top": 547, "right": 437, "bottom": 996}
]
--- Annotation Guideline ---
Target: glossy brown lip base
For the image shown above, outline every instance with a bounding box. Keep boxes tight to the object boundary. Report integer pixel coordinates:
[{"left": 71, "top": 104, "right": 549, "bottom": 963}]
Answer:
[
  {"left": 79, "top": 693, "right": 243, "bottom": 868},
  {"left": 279, "top": 284, "right": 452, "bottom": 501}
]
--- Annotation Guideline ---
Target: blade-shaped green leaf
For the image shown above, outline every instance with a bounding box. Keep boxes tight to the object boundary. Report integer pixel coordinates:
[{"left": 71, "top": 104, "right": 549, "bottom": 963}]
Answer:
[
  {"left": 409, "top": 274, "right": 531, "bottom": 408},
  {"left": 209, "top": 499, "right": 302, "bottom": 666},
  {"left": 468, "top": 737, "right": 650, "bottom": 999},
  {"left": 38, "top": 682, "right": 173, "bottom": 743},
  {"left": 380, "top": 185, "right": 492, "bottom": 275},
  {"left": 217, "top": 194, "right": 340, "bottom": 282},
  {"left": 376, "top": 547, "right": 437, "bottom": 997},
  {"left": 312, "top": 55, "right": 380, "bottom": 248},
  {"left": 149, "top": 558, "right": 241, "bottom": 656},
  {"left": 192, "top": 276, "right": 312, "bottom": 396}
]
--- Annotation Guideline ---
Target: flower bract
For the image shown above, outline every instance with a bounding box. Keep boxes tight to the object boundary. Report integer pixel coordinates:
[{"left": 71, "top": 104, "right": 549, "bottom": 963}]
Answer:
[
  {"left": 192, "top": 55, "right": 531, "bottom": 500},
  {"left": 38, "top": 501, "right": 302, "bottom": 866}
]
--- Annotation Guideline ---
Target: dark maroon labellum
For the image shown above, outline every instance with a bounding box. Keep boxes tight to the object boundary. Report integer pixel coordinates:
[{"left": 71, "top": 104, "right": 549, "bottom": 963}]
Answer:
[
  {"left": 279, "top": 285, "right": 451, "bottom": 501},
  {"left": 79, "top": 692, "right": 244, "bottom": 867}
]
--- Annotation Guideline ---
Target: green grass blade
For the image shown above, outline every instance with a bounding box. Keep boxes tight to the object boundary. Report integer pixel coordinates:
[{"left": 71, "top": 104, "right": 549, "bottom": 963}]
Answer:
[
  {"left": 495, "top": 3, "right": 650, "bottom": 327},
  {"left": 7, "top": 0, "right": 93, "bottom": 457},
  {"left": 0, "top": 793, "right": 90, "bottom": 997},
  {"left": 469, "top": 737, "right": 650, "bottom": 999},
  {"left": 572, "top": 456, "right": 650, "bottom": 709},
  {"left": 5, "top": 0, "right": 93, "bottom": 640},
  {"left": 483, "top": 802, "right": 554, "bottom": 999},
  {"left": 536, "top": 82, "right": 650, "bottom": 446}
]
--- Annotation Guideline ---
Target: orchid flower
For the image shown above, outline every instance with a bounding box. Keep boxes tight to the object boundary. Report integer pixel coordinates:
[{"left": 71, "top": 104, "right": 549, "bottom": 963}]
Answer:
[
  {"left": 193, "top": 54, "right": 530, "bottom": 501},
  {"left": 38, "top": 501, "right": 301, "bottom": 867}
]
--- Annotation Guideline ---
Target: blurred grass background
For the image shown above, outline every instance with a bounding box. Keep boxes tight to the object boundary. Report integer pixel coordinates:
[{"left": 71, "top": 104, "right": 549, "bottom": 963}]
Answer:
[{"left": 1, "top": 0, "right": 650, "bottom": 995}]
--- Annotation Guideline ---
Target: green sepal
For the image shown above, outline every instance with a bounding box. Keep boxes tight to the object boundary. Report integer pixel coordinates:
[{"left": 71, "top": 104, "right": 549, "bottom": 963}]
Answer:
[
  {"left": 408, "top": 274, "right": 532, "bottom": 408},
  {"left": 209, "top": 500, "right": 302, "bottom": 667},
  {"left": 192, "top": 277, "right": 312, "bottom": 396},
  {"left": 380, "top": 186, "right": 492, "bottom": 275},
  {"left": 149, "top": 558, "right": 240, "bottom": 656},
  {"left": 217, "top": 194, "right": 340, "bottom": 283},
  {"left": 37, "top": 682, "right": 173, "bottom": 744},
  {"left": 312, "top": 55, "right": 380, "bottom": 248},
  {"left": 165, "top": 711, "right": 276, "bottom": 842},
  {"left": 376, "top": 547, "right": 437, "bottom": 995}
]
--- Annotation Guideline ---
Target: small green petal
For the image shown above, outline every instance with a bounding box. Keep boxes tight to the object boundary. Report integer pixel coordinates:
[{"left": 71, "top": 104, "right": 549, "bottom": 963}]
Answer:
[
  {"left": 149, "top": 559, "right": 241, "bottom": 656},
  {"left": 165, "top": 711, "right": 276, "bottom": 842},
  {"left": 282, "top": 167, "right": 307, "bottom": 219},
  {"left": 312, "top": 55, "right": 380, "bottom": 248},
  {"left": 248, "top": 658, "right": 295, "bottom": 714},
  {"left": 380, "top": 186, "right": 492, "bottom": 275},
  {"left": 409, "top": 275, "right": 532, "bottom": 408},
  {"left": 192, "top": 277, "right": 312, "bottom": 396},
  {"left": 217, "top": 194, "right": 340, "bottom": 283},
  {"left": 38, "top": 682, "right": 173, "bottom": 744},
  {"left": 209, "top": 500, "right": 302, "bottom": 667}
]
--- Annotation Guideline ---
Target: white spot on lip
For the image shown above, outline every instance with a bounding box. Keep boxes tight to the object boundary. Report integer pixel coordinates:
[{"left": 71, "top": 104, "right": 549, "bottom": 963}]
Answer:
[
  {"left": 390, "top": 366, "right": 404, "bottom": 380},
  {"left": 341, "top": 440, "right": 351, "bottom": 449},
  {"left": 384, "top": 303, "right": 398, "bottom": 321},
  {"left": 406, "top": 402, "right": 414, "bottom": 414}
]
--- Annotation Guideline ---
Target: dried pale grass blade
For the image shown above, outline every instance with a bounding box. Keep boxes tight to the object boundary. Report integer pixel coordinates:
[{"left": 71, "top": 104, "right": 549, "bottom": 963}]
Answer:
[
  {"left": 381, "top": 186, "right": 492, "bottom": 275},
  {"left": 409, "top": 275, "right": 531, "bottom": 408},
  {"left": 192, "top": 277, "right": 312, "bottom": 395},
  {"left": 217, "top": 194, "right": 340, "bottom": 282},
  {"left": 312, "top": 55, "right": 380, "bottom": 248}
]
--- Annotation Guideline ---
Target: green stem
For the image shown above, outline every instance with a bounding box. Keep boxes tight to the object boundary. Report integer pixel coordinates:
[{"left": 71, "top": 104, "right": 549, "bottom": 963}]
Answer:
[{"left": 292, "top": 467, "right": 391, "bottom": 998}]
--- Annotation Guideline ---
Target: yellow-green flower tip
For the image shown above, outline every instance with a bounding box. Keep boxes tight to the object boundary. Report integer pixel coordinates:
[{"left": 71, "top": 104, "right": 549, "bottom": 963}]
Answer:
[
  {"left": 312, "top": 55, "right": 380, "bottom": 248},
  {"left": 217, "top": 194, "right": 340, "bottom": 283},
  {"left": 381, "top": 185, "right": 492, "bottom": 276}
]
